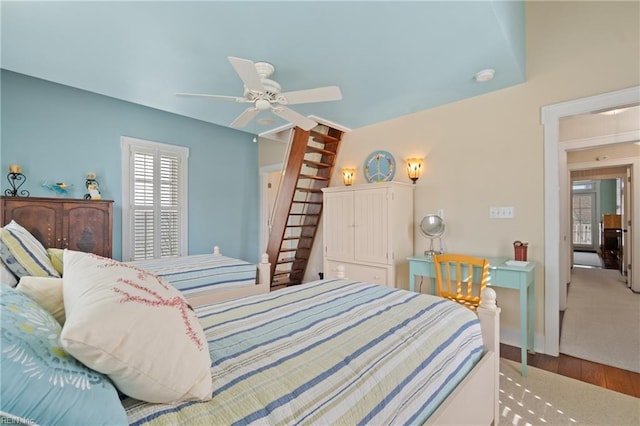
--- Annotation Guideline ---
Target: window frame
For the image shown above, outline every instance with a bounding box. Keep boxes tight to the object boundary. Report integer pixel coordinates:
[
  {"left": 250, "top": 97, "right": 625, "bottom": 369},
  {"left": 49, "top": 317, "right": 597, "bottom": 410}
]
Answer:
[{"left": 121, "top": 136, "right": 189, "bottom": 261}]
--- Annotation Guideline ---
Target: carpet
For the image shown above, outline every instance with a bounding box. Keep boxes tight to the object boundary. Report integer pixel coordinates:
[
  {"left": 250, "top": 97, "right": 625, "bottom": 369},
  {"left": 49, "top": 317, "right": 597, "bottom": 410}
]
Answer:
[
  {"left": 560, "top": 268, "right": 640, "bottom": 373},
  {"left": 500, "top": 358, "right": 640, "bottom": 425},
  {"left": 573, "top": 251, "right": 604, "bottom": 268}
]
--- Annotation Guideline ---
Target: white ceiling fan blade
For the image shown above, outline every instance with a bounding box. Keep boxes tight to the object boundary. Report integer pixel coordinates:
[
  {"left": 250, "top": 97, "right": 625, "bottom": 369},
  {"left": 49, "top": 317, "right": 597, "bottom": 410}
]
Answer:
[
  {"left": 175, "top": 92, "right": 249, "bottom": 103},
  {"left": 228, "top": 56, "right": 265, "bottom": 93},
  {"left": 278, "top": 86, "right": 342, "bottom": 105},
  {"left": 230, "top": 107, "right": 260, "bottom": 128},
  {"left": 271, "top": 106, "right": 318, "bottom": 131}
]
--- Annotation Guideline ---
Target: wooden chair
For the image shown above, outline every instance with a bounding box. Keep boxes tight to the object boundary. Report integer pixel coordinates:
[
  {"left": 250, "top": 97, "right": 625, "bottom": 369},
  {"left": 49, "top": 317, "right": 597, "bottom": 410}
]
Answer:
[{"left": 433, "top": 254, "right": 490, "bottom": 311}]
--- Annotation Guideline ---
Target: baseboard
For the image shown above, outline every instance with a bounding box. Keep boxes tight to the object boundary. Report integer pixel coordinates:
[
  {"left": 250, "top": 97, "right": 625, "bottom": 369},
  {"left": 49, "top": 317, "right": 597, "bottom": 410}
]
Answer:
[{"left": 500, "top": 325, "right": 546, "bottom": 354}]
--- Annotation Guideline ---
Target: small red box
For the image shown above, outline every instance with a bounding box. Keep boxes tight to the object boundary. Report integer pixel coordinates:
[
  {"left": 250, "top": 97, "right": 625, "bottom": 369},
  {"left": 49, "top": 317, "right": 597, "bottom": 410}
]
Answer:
[{"left": 514, "top": 245, "right": 528, "bottom": 261}]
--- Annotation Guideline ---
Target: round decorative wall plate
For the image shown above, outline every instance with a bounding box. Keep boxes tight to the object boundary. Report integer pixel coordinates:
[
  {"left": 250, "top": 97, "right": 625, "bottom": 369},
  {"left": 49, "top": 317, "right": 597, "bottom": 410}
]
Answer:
[{"left": 364, "top": 150, "right": 396, "bottom": 183}]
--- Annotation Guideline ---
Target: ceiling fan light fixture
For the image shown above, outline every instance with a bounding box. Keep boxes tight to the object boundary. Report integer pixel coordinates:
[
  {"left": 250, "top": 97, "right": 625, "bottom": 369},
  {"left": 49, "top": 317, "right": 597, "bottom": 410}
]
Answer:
[
  {"left": 257, "top": 118, "right": 275, "bottom": 125},
  {"left": 255, "top": 99, "right": 271, "bottom": 111},
  {"left": 475, "top": 69, "right": 495, "bottom": 83}
]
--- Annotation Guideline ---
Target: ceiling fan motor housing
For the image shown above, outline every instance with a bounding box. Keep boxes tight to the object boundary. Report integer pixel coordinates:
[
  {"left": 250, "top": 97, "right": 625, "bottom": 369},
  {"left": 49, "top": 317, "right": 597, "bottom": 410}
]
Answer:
[
  {"left": 253, "top": 62, "right": 275, "bottom": 79},
  {"left": 244, "top": 78, "right": 282, "bottom": 101}
]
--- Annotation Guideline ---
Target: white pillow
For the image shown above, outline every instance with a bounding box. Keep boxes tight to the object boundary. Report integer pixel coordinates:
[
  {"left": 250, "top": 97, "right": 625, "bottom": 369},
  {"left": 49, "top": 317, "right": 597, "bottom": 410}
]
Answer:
[
  {"left": 60, "top": 250, "right": 212, "bottom": 404},
  {"left": 16, "top": 276, "right": 65, "bottom": 325}
]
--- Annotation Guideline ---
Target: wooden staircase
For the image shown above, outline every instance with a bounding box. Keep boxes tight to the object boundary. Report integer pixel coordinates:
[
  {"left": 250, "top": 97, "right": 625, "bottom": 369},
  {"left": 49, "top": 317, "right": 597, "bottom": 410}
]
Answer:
[{"left": 266, "top": 125, "right": 344, "bottom": 288}]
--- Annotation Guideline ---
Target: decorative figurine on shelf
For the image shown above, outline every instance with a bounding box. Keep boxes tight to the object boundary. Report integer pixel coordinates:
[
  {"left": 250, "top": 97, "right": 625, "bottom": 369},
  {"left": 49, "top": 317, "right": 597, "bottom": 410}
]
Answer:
[
  {"left": 42, "top": 181, "right": 72, "bottom": 196},
  {"left": 5, "top": 164, "right": 29, "bottom": 197},
  {"left": 84, "top": 172, "right": 101, "bottom": 200}
]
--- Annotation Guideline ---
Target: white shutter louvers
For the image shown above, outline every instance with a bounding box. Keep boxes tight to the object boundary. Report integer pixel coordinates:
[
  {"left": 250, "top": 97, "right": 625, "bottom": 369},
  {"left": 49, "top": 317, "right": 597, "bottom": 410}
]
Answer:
[{"left": 123, "top": 138, "right": 188, "bottom": 261}]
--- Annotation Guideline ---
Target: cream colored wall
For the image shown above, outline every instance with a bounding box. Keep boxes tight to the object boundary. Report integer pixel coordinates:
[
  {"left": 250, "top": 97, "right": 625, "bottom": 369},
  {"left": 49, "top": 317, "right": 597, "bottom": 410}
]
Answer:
[
  {"left": 308, "top": 1, "right": 640, "bottom": 345},
  {"left": 560, "top": 106, "right": 640, "bottom": 141},
  {"left": 567, "top": 142, "right": 640, "bottom": 164},
  {"left": 258, "top": 137, "right": 288, "bottom": 167}
]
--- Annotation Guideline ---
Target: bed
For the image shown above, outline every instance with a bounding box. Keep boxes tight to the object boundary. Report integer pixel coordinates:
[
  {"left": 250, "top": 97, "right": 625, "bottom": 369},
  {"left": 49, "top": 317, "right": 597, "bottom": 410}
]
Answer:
[
  {"left": 0, "top": 218, "right": 500, "bottom": 425},
  {"left": 1, "top": 273, "right": 499, "bottom": 426},
  {"left": 0, "top": 272, "right": 499, "bottom": 425},
  {"left": 119, "top": 278, "right": 500, "bottom": 425},
  {"left": 127, "top": 246, "right": 271, "bottom": 306}
]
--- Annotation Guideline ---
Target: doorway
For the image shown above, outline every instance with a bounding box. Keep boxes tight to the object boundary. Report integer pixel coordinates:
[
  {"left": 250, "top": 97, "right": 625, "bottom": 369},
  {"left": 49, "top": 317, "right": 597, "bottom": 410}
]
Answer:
[
  {"left": 571, "top": 174, "right": 628, "bottom": 271},
  {"left": 259, "top": 163, "right": 284, "bottom": 257},
  {"left": 564, "top": 162, "right": 638, "bottom": 372},
  {"left": 542, "top": 86, "right": 640, "bottom": 356}
]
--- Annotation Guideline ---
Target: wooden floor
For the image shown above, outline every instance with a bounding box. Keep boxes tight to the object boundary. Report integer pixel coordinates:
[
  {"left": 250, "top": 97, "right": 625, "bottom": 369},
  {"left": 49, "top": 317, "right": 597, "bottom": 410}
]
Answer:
[{"left": 501, "top": 344, "right": 640, "bottom": 398}]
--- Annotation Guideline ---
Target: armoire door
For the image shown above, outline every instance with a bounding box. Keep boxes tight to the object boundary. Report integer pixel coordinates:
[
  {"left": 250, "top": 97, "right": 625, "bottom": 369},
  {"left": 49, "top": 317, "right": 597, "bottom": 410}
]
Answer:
[
  {"left": 1, "top": 198, "right": 62, "bottom": 248},
  {"left": 323, "top": 191, "right": 355, "bottom": 260},
  {"left": 63, "top": 202, "right": 113, "bottom": 257},
  {"left": 353, "top": 188, "right": 389, "bottom": 265}
]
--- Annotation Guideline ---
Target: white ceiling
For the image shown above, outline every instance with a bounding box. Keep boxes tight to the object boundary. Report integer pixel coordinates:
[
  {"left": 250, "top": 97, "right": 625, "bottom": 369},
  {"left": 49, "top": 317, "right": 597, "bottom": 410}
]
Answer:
[{"left": 1, "top": 1, "right": 526, "bottom": 135}]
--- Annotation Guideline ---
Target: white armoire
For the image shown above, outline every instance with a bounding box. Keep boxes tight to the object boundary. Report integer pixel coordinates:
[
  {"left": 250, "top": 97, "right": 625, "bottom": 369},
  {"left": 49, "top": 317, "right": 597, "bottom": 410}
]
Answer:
[{"left": 322, "top": 182, "right": 414, "bottom": 288}]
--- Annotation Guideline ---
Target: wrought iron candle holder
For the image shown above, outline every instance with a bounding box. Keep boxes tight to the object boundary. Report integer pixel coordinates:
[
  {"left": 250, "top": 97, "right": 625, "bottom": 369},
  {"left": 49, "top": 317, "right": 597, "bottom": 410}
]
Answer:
[{"left": 5, "top": 172, "right": 29, "bottom": 197}]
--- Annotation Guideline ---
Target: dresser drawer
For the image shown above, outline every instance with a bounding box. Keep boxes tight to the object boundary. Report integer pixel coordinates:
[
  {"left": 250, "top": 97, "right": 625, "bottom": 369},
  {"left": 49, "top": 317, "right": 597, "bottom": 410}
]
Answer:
[{"left": 325, "top": 260, "right": 391, "bottom": 287}]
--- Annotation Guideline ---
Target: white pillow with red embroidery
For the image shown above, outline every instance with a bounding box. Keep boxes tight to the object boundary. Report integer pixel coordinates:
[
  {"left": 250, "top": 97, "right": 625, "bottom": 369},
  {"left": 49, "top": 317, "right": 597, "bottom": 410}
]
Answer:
[{"left": 60, "top": 250, "right": 212, "bottom": 404}]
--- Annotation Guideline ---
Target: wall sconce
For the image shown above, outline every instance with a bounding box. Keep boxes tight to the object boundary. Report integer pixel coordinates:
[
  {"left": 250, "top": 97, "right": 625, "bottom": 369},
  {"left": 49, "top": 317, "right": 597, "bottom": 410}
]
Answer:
[
  {"left": 342, "top": 168, "right": 355, "bottom": 186},
  {"left": 406, "top": 158, "right": 423, "bottom": 184}
]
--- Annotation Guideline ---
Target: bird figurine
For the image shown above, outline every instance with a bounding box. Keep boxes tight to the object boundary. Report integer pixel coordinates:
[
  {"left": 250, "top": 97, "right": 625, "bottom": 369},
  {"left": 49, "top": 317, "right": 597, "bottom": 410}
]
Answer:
[
  {"left": 84, "top": 172, "right": 101, "bottom": 200},
  {"left": 42, "top": 181, "right": 73, "bottom": 195}
]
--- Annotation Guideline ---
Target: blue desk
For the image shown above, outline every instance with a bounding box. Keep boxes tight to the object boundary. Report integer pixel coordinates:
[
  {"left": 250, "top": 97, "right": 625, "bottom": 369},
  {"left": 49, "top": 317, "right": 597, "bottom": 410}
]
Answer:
[{"left": 408, "top": 255, "right": 536, "bottom": 376}]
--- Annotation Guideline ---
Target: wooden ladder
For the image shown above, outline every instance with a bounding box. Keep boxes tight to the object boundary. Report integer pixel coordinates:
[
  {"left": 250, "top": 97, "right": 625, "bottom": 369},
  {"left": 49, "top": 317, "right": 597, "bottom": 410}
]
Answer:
[{"left": 266, "top": 125, "right": 343, "bottom": 288}]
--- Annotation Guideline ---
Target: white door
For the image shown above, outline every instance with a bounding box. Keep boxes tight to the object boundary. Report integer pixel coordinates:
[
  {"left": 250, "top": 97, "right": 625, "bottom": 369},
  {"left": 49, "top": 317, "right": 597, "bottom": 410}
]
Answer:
[
  {"left": 354, "top": 188, "right": 389, "bottom": 265},
  {"left": 324, "top": 191, "right": 355, "bottom": 260},
  {"left": 259, "top": 165, "right": 284, "bottom": 256},
  {"left": 624, "top": 167, "right": 633, "bottom": 288}
]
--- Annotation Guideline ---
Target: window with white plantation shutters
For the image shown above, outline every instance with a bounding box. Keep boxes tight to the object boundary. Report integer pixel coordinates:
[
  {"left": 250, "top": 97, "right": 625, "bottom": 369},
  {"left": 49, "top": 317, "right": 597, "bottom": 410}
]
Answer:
[{"left": 122, "top": 137, "right": 188, "bottom": 261}]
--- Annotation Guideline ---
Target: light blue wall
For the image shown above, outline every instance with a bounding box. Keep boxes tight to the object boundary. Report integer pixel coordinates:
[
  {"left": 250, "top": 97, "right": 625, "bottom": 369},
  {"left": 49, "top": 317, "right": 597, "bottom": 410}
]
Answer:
[
  {"left": 599, "top": 179, "right": 617, "bottom": 215},
  {"left": 1, "top": 70, "right": 259, "bottom": 262}
]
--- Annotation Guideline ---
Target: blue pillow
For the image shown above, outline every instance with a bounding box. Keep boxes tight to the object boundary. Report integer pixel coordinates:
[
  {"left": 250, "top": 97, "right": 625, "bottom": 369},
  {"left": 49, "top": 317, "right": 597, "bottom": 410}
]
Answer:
[
  {"left": 0, "top": 241, "right": 29, "bottom": 280},
  {"left": 0, "top": 285, "right": 128, "bottom": 425}
]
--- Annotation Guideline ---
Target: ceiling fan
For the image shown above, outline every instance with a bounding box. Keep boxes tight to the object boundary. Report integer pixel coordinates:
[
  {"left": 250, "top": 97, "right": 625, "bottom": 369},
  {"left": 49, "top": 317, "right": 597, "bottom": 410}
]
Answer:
[{"left": 176, "top": 56, "right": 342, "bottom": 131}]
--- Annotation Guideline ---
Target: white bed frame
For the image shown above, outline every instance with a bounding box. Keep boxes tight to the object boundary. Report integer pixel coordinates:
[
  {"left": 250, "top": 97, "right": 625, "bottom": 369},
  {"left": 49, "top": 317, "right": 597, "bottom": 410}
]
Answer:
[
  {"left": 188, "top": 257, "right": 500, "bottom": 425},
  {"left": 334, "top": 266, "right": 501, "bottom": 426},
  {"left": 185, "top": 246, "right": 271, "bottom": 307},
  {"left": 426, "top": 288, "right": 500, "bottom": 425}
]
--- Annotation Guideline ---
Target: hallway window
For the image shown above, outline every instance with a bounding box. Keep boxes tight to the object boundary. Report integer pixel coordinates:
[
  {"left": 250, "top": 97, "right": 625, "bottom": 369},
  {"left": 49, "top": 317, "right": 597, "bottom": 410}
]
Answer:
[{"left": 572, "top": 180, "right": 597, "bottom": 249}]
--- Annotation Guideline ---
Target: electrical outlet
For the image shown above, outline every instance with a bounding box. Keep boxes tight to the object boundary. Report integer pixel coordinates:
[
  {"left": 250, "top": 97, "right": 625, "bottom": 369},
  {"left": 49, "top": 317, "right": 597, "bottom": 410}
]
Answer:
[
  {"left": 437, "top": 209, "right": 444, "bottom": 219},
  {"left": 489, "top": 206, "right": 515, "bottom": 219}
]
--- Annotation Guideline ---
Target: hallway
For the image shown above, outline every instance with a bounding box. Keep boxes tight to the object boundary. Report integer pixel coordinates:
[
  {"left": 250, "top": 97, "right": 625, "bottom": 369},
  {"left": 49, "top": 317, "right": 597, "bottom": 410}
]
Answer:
[
  {"left": 572, "top": 251, "right": 603, "bottom": 269},
  {"left": 560, "top": 266, "right": 639, "bottom": 373}
]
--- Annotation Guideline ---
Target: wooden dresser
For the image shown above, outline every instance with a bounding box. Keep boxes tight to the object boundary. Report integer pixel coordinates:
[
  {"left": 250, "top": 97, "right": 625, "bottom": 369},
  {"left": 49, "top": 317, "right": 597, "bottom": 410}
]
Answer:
[{"left": 1, "top": 196, "right": 113, "bottom": 258}]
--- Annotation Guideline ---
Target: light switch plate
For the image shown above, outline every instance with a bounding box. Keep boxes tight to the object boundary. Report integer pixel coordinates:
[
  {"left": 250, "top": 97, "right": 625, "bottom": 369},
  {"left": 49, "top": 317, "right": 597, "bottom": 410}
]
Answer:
[{"left": 489, "top": 206, "right": 514, "bottom": 219}]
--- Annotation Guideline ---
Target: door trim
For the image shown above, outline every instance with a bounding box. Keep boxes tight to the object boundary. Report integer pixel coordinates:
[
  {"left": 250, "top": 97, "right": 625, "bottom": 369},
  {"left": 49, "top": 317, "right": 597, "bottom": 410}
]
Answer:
[
  {"left": 542, "top": 86, "right": 640, "bottom": 356},
  {"left": 259, "top": 163, "right": 284, "bottom": 258},
  {"left": 568, "top": 159, "right": 636, "bottom": 278}
]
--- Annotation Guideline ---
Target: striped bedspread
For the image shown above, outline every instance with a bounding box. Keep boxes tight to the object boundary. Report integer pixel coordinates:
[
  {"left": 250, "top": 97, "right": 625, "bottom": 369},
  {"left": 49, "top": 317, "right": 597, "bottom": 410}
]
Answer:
[
  {"left": 128, "top": 254, "right": 257, "bottom": 297},
  {"left": 123, "top": 279, "right": 484, "bottom": 425}
]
